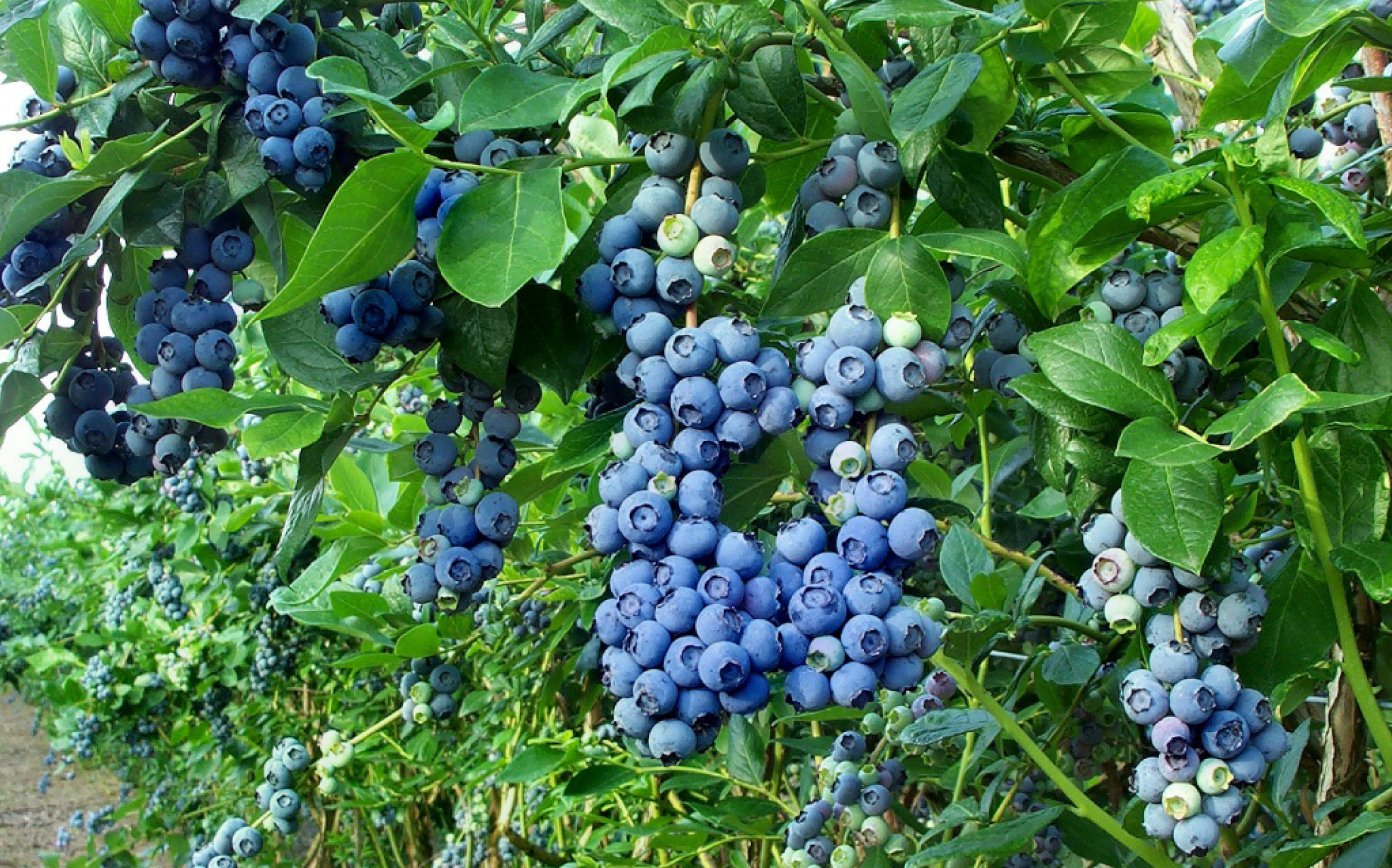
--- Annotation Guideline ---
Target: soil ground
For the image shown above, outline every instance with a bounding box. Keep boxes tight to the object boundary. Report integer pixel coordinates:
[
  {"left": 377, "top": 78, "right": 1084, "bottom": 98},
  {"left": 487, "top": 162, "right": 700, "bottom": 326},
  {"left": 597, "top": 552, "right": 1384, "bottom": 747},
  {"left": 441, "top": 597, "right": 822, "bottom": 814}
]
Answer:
[{"left": 0, "top": 691, "right": 124, "bottom": 867}]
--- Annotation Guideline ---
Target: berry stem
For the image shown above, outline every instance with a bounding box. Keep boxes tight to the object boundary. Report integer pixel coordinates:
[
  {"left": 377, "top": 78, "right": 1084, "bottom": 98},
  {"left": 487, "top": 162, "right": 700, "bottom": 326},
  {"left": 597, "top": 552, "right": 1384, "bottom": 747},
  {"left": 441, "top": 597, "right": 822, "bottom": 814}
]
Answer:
[
  {"left": 349, "top": 707, "right": 404, "bottom": 746},
  {"left": 934, "top": 653, "right": 1182, "bottom": 868},
  {"left": 1229, "top": 165, "right": 1392, "bottom": 770},
  {"left": 541, "top": 548, "right": 601, "bottom": 575},
  {"left": 1023, "top": 615, "right": 1109, "bottom": 644},
  {"left": 0, "top": 78, "right": 123, "bottom": 132},
  {"left": 976, "top": 414, "right": 992, "bottom": 539}
]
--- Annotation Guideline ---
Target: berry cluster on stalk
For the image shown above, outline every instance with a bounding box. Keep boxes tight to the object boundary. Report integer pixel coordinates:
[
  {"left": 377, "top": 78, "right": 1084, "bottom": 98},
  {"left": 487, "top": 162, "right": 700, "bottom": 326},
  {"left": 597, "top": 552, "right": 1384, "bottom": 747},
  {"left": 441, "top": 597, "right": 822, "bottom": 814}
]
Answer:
[
  {"left": 1084, "top": 264, "right": 1211, "bottom": 400},
  {"left": 403, "top": 368, "right": 534, "bottom": 617},
  {"left": 783, "top": 672, "right": 958, "bottom": 866},
  {"left": 43, "top": 334, "right": 149, "bottom": 482},
  {"left": 4, "top": 69, "right": 79, "bottom": 310},
  {"left": 797, "top": 134, "right": 904, "bottom": 235},
  {"left": 398, "top": 656, "right": 465, "bottom": 726},
  {"left": 194, "top": 736, "right": 312, "bottom": 866}
]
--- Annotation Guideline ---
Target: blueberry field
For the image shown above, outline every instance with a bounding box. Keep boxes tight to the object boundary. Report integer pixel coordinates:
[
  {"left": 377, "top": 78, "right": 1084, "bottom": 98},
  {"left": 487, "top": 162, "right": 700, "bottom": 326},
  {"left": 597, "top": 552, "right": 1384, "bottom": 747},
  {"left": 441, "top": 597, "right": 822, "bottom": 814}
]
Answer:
[{"left": 1, "top": 0, "right": 1392, "bottom": 866}]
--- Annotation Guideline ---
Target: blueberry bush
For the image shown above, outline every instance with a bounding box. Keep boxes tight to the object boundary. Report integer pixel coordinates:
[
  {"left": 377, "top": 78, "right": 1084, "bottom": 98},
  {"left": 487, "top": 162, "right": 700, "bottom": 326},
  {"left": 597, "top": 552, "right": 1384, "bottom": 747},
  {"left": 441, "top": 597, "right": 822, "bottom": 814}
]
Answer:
[{"left": 1, "top": 0, "right": 1392, "bottom": 865}]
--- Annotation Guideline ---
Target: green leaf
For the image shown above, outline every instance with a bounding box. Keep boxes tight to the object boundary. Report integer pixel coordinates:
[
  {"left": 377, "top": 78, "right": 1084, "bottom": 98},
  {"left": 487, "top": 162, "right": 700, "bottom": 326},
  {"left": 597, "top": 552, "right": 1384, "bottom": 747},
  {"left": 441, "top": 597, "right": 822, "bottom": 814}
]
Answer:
[
  {"left": 1240, "top": 554, "right": 1335, "bottom": 696},
  {"left": 761, "top": 229, "right": 883, "bottom": 317},
  {"left": 720, "top": 433, "right": 797, "bottom": 528},
  {"left": 1333, "top": 542, "right": 1392, "bottom": 604},
  {"left": 76, "top": 0, "right": 137, "bottom": 42},
  {"left": 862, "top": 236, "right": 951, "bottom": 336},
  {"left": 917, "top": 229, "right": 1026, "bottom": 278},
  {"left": 889, "top": 52, "right": 982, "bottom": 171},
  {"left": 1294, "top": 287, "right": 1392, "bottom": 426},
  {"left": 846, "top": 0, "right": 994, "bottom": 28},
  {"left": 823, "top": 40, "right": 892, "bottom": 142},
  {"left": 0, "top": 307, "right": 23, "bottom": 346},
  {"left": 1032, "top": 322, "right": 1177, "bottom": 421},
  {"left": 726, "top": 713, "right": 766, "bottom": 785},
  {"left": 508, "top": 282, "right": 591, "bottom": 398},
  {"left": 394, "top": 622, "right": 440, "bottom": 658},
  {"left": 1115, "top": 417, "right": 1223, "bottom": 465},
  {"left": 260, "top": 304, "right": 400, "bottom": 394},
  {"left": 1287, "top": 321, "right": 1360, "bottom": 365},
  {"left": 1185, "top": 225, "right": 1263, "bottom": 314},
  {"left": 1205, "top": 374, "right": 1317, "bottom": 450},
  {"left": 1126, "top": 165, "right": 1211, "bottom": 221},
  {"left": 563, "top": 763, "right": 633, "bottom": 798},
  {"left": 908, "top": 808, "right": 1065, "bottom": 866},
  {"left": 437, "top": 167, "right": 566, "bottom": 307},
  {"left": 550, "top": 409, "right": 623, "bottom": 475},
  {"left": 578, "top": 0, "right": 679, "bottom": 37},
  {"left": 1269, "top": 176, "right": 1366, "bottom": 250},
  {"left": 1041, "top": 644, "right": 1100, "bottom": 685},
  {"left": 243, "top": 410, "right": 327, "bottom": 459},
  {"left": 437, "top": 295, "right": 517, "bottom": 388},
  {"left": 1121, "top": 460, "right": 1222, "bottom": 573},
  {"left": 318, "top": 26, "right": 423, "bottom": 97},
  {"left": 1010, "top": 374, "right": 1120, "bottom": 432},
  {"left": 55, "top": 3, "right": 111, "bottom": 87},
  {"left": 600, "top": 25, "right": 690, "bottom": 96},
  {"left": 898, "top": 708, "right": 998, "bottom": 748},
  {"left": 924, "top": 145, "right": 1004, "bottom": 229},
  {"left": 456, "top": 65, "right": 574, "bottom": 132},
  {"left": 0, "top": 171, "right": 105, "bottom": 256},
  {"left": 1263, "top": 0, "right": 1363, "bottom": 36},
  {"left": 0, "top": 369, "right": 45, "bottom": 443},
  {"left": 1025, "top": 147, "right": 1169, "bottom": 318},
  {"left": 135, "top": 390, "right": 326, "bottom": 428},
  {"left": 499, "top": 746, "right": 567, "bottom": 783},
  {"left": 727, "top": 45, "right": 805, "bottom": 141},
  {"left": 275, "top": 424, "right": 354, "bottom": 574},
  {"left": 1297, "top": 428, "right": 1389, "bottom": 548},
  {"left": 8, "top": 11, "right": 57, "bottom": 101},
  {"left": 257, "top": 151, "right": 430, "bottom": 320},
  {"left": 939, "top": 525, "right": 993, "bottom": 610}
]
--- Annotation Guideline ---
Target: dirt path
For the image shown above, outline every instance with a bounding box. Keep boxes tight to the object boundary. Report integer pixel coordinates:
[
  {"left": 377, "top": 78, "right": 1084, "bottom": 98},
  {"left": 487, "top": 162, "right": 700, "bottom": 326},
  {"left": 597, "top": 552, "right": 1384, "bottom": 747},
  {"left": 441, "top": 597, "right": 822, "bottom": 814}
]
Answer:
[{"left": 0, "top": 691, "right": 124, "bottom": 867}]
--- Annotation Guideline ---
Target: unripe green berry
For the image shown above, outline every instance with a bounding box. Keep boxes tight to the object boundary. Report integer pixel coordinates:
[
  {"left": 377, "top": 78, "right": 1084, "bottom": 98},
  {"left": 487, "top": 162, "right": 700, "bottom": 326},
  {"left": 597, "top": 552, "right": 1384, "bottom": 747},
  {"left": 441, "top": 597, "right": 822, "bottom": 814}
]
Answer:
[
  {"left": 409, "top": 680, "right": 434, "bottom": 704},
  {"left": 863, "top": 712, "right": 886, "bottom": 735},
  {"left": 648, "top": 471, "right": 678, "bottom": 500},
  {"left": 885, "top": 834, "right": 910, "bottom": 860},
  {"left": 609, "top": 431, "right": 635, "bottom": 460},
  {"left": 422, "top": 475, "right": 448, "bottom": 505},
  {"left": 318, "top": 775, "right": 341, "bottom": 796},
  {"left": 1081, "top": 299, "right": 1113, "bottom": 323},
  {"left": 455, "top": 477, "right": 485, "bottom": 507},
  {"left": 880, "top": 691, "right": 906, "bottom": 712},
  {"left": 860, "top": 815, "right": 891, "bottom": 846},
  {"left": 792, "top": 377, "right": 816, "bottom": 407},
  {"left": 1103, "top": 593, "right": 1142, "bottom": 633},
  {"left": 1162, "top": 781, "right": 1201, "bottom": 820},
  {"left": 232, "top": 279, "right": 266, "bottom": 308},
  {"left": 823, "top": 491, "right": 858, "bottom": 525},
  {"left": 1196, "top": 758, "right": 1233, "bottom": 794},
  {"left": 858, "top": 764, "right": 880, "bottom": 785},
  {"left": 843, "top": 805, "right": 866, "bottom": 827},
  {"left": 887, "top": 705, "right": 914, "bottom": 729},
  {"left": 831, "top": 844, "right": 858, "bottom": 868},
  {"left": 925, "top": 597, "right": 947, "bottom": 620},
  {"left": 883, "top": 313, "right": 922, "bottom": 348},
  {"left": 693, "top": 235, "right": 736, "bottom": 276},
  {"left": 657, "top": 214, "right": 700, "bottom": 256},
  {"left": 411, "top": 701, "right": 433, "bottom": 725},
  {"left": 830, "top": 441, "right": 868, "bottom": 478}
]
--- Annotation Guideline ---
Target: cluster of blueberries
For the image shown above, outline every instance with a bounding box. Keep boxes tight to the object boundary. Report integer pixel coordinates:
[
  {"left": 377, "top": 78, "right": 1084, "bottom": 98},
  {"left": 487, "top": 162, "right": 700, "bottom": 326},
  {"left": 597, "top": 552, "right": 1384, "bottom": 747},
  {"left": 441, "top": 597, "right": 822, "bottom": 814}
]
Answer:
[
  {"left": 413, "top": 130, "right": 550, "bottom": 265},
  {"left": 1179, "top": 0, "right": 1241, "bottom": 25},
  {"left": 471, "top": 586, "right": 552, "bottom": 642},
  {"left": 398, "top": 656, "right": 465, "bottom": 726},
  {"left": 319, "top": 261, "right": 444, "bottom": 363},
  {"left": 133, "top": 1, "right": 342, "bottom": 188},
  {"left": 957, "top": 300, "right": 1037, "bottom": 400},
  {"left": 81, "top": 656, "right": 115, "bottom": 702},
  {"left": 583, "top": 129, "right": 945, "bottom": 762},
  {"left": 1001, "top": 776, "right": 1064, "bottom": 868},
  {"left": 782, "top": 672, "right": 958, "bottom": 866},
  {"left": 797, "top": 134, "right": 904, "bottom": 235},
  {"left": 160, "top": 454, "right": 207, "bottom": 513},
  {"left": 194, "top": 737, "right": 310, "bottom": 866},
  {"left": 314, "top": 729, "right": 356, "bottom": 796},
  {"left": 398, "top": 384, "right": 427, "bottom": 414},
  {"left": 575, "top": 128, "right": 749, "bottom": 328},
  {"left": 1287, "top": 60, "right": 1384, "bottom": 194},
  {"left": 1085, "top": 265, "right": 1210, "bottom": 400},
  {"left": 149, "top": 554, "right": 191, "bottom": 619},
  {"left": 349, "top": 560, "right": 386, "bottom": 595},
  {"left": 72, "top": 711, "right": 100, "bottom": 760},
  {"left": 237, "top": 444, "right": 269, "bottom": 484},
  {"left": 42, "top": 336, "right": 153, "bottom": 482},
  {"left": 4, "top": 70, "right": 79, "bottom": 311},
  {"left": 250, "top": 610, "right": 303, "bottom": 692},
  {"left": 1082, "top": 491, "right": 1293, "bottom": 854},
  {"left": 1122, "top": 661, "right": 1290, "bottom": 855},
  {"left": 1078, "top": 491, "right": 1285, "bottom": 665},
  {"left": 404, "top": 369, "right": 535, "bottom": 615}
]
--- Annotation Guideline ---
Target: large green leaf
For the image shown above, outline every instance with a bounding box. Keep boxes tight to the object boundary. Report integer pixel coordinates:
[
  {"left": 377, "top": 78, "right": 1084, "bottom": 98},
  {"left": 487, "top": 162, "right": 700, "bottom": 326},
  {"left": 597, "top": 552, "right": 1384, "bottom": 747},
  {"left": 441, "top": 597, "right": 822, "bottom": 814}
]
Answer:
[
  {"left": 889, "top": 53, "right": 982, "bottom": 172},
  {"left": 1031, "top": 322, "right": 1177, "bottom": 421},
  {"left": 908, "top": 809, "right": 1065, "bottom": 865},
  {"left": 761, "top": 229, "right": 883, "bottom": 317},
  {"left": 76, "top": 0, "right": 137, "bottom": 42},
  {"left": 455, "top": 65, "right": 575, "bottom": 133},
  {"left": 823, "top": 40, "right": 892, "bottom": 141},
  {"left": 0, "top": 171, "right": 105, "bottom": 256},
  {"left": 437, "top": 295, "right": 518, "bottom": 387},
  {"left": 727, "top": 45, "right": 805, "bottom": 141},
  {"left": 256, "top": 151, "right": 431, "bottom": 320},
  {"left": 437, "top": 167, "right": 566, "bottom": 307},
  {"left": 862, "top": 235, "right": 951, "bottom": 337},
  {"left": 1121, "top": 460, "right": 1222, "bottom": 573},
  {"left": 1025, "top": 146, "right": 1169, "bottom": 318},
  {"left": 1115, "top": 417, "right": 1223, "bottom": 465},
  {"left": 1205, "top": 374, "right": 1317, "bottom": 451},
  {"left": 7, "top": 11, "right": 57, "bottom": 101},
  {"left": 243, "top": 410, "right": 328, "bottom": 459},
  {"left": 1185, "top": 225, "right": 1262, "bottom": 314},
  {"left": 578, "top": 0, "right": 679, "bottom": 37},
  {"left": 260, "top": 304, "right": 401, "bottom": 394},
  {"left": 1263, "top": 0, "right": 1363, "bottom": 36},
  {"left": 1240, "top": 554, "right": 1336, "bottom": 694},
  {"left": 0, "top": 369, "right": 46, "bottom": 444}
]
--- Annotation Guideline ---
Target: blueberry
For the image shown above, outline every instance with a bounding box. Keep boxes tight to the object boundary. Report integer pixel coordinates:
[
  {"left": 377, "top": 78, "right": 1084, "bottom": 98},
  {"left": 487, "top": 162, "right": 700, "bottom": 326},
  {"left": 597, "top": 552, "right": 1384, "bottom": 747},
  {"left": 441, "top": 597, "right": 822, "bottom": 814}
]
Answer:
[
  {"left": 698, "top": 129, "right": 749, "bottom": 178},
  {"left": 690, "top": 194, "right": 740, "bottom": 237},
  {"left": 647, "top": 719, "right": 697, "bottom": 764},
  {"left": 876, "top": 346, "right": 929, "bottom": 402},
  {"left": 887, "top": 507, "right": 938, "bottom": 560},
  {"left": 293, "top": 125, "right": 336, "bottom": 169},
  {"left": 644, "top": 131, "right": 697, "bottom": 178},
  {"left": 274, "top": 22, "right": 317, "bottom": 66},
  {"left": 827, "top": 304, "right": 882, "bottom": 351},
  {"left": 629, "top": 183, "right": 684, "bottom": 232},
  {"left": 193, "top": 330, "right": 237, "bottom": 371},
  {"left": 777, "top": 518, "right": 827, "bottom": 566},
  {"left": 654, "top": 256, "right": 703, "bottom": 306},
  {"left": 697, "top": 640, "right": 750, "bottom": 692},
  {"left": 1120, "top": 669, "right": 1170, "bottom": 725},
  {"left": 597, "top": 214, "right": 643, "bottom": 262},
  {"left": 611, "top": 248, "right": 656, "bottom": 298},
  {"left": 844, "top": 185, "right": 891, "bottom": 229},
  {"left": 788, "top": 584, "right": 848, "bottom": 637},
  {"left": 756, "top": 386, "right": 801, "bottom": 435},
  {"left": 133, "top": 15, "right": 171, "bottom": 62},
  {"left": 816, "top": 155, "right": 859, "bottom": 198},
  {"left": 453, "top": 129, "right": 494, "bottom": 164},
  {"left": 829, "top": 661, "right": 877, "bottom": 708},
  {"left": 165, "top": 17, "right": 214, "bottom": 59},
  {"left": 784, "top": 665, "right": 832, "bottom": 711},
  {"left": 1172, "top": 815, "right": 1219, "bottom": 856},
  {"left": 836, "top": 516, "right": 889, "bottom": 570},
  {"left": 805, "top": 200, "right": 850, "bottom": 234}
]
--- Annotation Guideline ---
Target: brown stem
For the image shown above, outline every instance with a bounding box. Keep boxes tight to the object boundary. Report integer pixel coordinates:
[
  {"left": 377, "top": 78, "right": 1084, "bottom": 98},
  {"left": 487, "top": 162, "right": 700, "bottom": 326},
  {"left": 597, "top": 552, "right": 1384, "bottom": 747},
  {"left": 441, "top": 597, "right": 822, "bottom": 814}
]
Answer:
[
  {"left": 1359, "top": 48, "right": 1392, "bottom": 182},
  {"left": 1146, "top": 1, "right": 1205, "bottom": 132},
  {"left": 991, "top": 142, "right": 1200, "bottom": 258}
]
